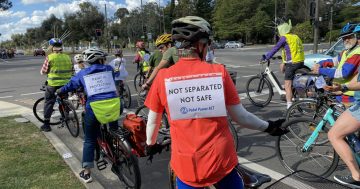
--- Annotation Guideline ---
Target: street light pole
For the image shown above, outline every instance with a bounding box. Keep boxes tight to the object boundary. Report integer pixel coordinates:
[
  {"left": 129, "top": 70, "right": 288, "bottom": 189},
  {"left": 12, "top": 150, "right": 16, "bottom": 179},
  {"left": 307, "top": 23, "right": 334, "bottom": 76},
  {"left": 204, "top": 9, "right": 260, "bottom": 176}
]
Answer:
[{"left": 313, "top": 0, "right": 319, "bottom": 53}]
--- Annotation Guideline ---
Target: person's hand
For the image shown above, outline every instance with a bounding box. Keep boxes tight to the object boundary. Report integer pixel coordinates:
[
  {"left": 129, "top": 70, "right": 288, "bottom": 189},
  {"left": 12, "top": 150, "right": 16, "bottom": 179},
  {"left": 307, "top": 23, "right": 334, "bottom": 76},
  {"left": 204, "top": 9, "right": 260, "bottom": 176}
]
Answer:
[
  {"left": 141, "top": 82, "right": 150, "bottom": 90},
  {"left": 311, "top": 64, "right": 320, "bottom": 74},
  {"left": 145, "top": 143, "right": 163, "bottom": 156},
  {"left": 323, "top": 83, "right": 341, "bottom": 92},
  {"left": 55, "top": 88, "right": 62, "bottom": 95},
  {"left": 265, "top": 119, "right": 288, "bottom": 136}
]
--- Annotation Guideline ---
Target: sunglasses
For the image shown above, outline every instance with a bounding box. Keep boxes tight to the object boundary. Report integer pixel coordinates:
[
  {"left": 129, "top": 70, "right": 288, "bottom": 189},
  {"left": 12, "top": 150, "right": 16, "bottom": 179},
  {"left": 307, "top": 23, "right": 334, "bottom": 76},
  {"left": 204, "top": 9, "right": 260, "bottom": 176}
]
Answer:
[{"left": 158, "top": 44, "right": 166, "bottom": 50}]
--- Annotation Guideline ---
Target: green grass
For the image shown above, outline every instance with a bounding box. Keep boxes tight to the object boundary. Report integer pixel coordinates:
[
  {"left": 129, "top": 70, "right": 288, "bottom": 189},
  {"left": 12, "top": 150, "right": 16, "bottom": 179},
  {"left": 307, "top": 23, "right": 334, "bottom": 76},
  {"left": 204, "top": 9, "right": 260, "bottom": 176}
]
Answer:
[{"left": 0, "top": 116, "right": 85, "bottom": 189}]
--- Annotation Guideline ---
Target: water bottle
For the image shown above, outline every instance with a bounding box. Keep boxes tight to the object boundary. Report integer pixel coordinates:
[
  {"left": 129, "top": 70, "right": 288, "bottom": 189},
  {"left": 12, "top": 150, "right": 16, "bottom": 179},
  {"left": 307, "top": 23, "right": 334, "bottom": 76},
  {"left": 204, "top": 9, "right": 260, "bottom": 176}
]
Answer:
[{"left": 347, "top": 133, "right": 360, "bottom": 154}]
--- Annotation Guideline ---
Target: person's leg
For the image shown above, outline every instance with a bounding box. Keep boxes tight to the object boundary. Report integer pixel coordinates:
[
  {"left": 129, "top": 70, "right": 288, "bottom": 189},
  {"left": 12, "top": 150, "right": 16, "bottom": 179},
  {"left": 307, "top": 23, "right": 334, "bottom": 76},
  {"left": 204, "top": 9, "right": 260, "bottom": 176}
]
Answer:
[
  {"left": 81, "top": 109, "right": 100, "bottom": 183},
  {"left": 41, "top": 86, "right": 59, "bottom": 131},
  {"left": 329, "top": 109, "right": 360, "bottom": 181},
  {"left": 284, "top": 80, "right": 293, "bottom": 108},
  {"left": 214, "top": 168, "right": 244, "bottom": 189},
  {"left": 175, "top": 177, "right": 206, "bottom": 189}
]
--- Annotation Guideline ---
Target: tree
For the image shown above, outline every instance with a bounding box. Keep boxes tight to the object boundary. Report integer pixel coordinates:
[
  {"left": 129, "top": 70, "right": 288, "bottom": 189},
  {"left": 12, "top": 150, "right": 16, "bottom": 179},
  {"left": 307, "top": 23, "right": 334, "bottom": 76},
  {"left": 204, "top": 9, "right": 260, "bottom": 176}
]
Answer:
[
  {"left": 0, "top": 0, "right": 12, "bottom": 11},
  {"left": 114, "top": 8, "right": 129, "bottom": 19}
]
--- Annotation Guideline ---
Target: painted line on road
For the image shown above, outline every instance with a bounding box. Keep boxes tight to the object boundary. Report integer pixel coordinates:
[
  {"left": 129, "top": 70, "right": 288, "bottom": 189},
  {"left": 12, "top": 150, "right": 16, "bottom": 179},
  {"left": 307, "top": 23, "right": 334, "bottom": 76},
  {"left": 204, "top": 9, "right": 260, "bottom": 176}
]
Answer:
[
  {"left": 237, "top": 157, "right": 316, "bottom": 189},
  {"left": 0, "top": 96, "right": 13, "bottom": 99},
  {"left": 242, "top": 74, "right": 257, "bottom": 78},
  {"left": 21, "top": 91, "right": 44, "bottom": 96}
]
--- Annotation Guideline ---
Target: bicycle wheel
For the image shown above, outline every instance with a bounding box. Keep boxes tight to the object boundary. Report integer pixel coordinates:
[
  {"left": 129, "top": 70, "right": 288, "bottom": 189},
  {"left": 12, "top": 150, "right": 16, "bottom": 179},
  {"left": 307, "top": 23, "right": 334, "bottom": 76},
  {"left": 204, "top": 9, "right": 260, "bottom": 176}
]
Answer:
[
  {"left": 63, "top": 100, "right": 80, "bottom": 137},
  {"left": 277, "top": 118, "right": 339, "bottom": 180},
  {"left": 112, "top": 135, "right": 141, "bottom": 189},
  {"left": 169, "top": 163, "right": 177, "bottom": 189},
  {"left": 133, "top": 72, "right": 146, "bottom": 93},
  {"left": 33, "top": 97, "right": 61, "bottom": 125},
  {"left": 246, "top": 75, "right": 273, "bottom": 107},
  {"left": 135, "top": 105, "right": 170, "bottom": 130},
  {"left": 122, "top": 83, "right": 132, "bottom": 109},
  {"left": 285, "top": 99, "right": 326, "bottom": 120},
  {"left": 136, "top": 89, "right": 147, "bottom": 107},
  {"left": 228, "top": 118, "right": 239, "bottom": 151}
]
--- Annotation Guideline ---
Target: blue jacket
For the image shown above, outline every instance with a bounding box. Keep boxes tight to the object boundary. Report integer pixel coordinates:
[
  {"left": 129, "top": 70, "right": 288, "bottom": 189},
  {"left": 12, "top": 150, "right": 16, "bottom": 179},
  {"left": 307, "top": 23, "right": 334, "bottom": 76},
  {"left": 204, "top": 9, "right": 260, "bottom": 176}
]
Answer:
[{"left": 60, "top": 63, "right": 118, "bottom": 111}]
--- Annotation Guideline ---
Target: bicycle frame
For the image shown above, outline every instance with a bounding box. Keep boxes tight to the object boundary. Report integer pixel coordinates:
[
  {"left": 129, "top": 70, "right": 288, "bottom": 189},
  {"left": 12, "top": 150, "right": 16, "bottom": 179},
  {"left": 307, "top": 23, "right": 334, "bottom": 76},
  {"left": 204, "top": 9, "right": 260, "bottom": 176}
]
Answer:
[
  {"left": 301, "top": 103, "right": 360, "bottom": 164},
  {"left": 263, "top": 66, "right": 286, "bottom": 96}
]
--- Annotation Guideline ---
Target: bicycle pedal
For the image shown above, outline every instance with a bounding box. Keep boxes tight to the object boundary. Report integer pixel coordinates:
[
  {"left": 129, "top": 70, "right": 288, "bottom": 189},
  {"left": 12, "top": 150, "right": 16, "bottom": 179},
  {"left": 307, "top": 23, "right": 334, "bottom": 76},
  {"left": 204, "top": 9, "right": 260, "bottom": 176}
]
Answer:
[{"left": 96, "top": 159, "right": 108, "bottom": 170}]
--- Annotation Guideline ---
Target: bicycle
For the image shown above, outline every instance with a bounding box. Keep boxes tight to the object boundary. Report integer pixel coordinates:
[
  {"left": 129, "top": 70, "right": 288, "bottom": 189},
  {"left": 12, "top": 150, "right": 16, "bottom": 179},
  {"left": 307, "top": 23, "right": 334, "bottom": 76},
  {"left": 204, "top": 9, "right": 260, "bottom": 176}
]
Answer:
[
  {"left": 135, "top": 105, "right": 239, "bottom": 150},
  {"left": 33, "top": 85, "right": 80, "bottom": 137},
  {"left": 118, "top": 80, "right": 132, "bottom": 108},
  {"left": 133, "top": 63, "right": 148, "bottom": 93},
  {"left": 81, "top": 113, "right": 141, "bottom": 189},
  {"left": 245, "top": 56, "right": 310, "bottom": 107},
  {"left": 276, "top": 92, "right": 359, "bottom": 181}
]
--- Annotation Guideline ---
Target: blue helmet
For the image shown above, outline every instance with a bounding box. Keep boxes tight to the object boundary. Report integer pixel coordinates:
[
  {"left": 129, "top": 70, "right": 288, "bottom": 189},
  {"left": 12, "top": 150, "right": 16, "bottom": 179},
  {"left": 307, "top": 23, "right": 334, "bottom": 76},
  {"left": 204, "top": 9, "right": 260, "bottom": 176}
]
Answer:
[
  {"left": 340, "top": 23, "right": 360, "bottom": 38},
  {"left": 49, "top": 38, "right": 62, "bottom": 47}
]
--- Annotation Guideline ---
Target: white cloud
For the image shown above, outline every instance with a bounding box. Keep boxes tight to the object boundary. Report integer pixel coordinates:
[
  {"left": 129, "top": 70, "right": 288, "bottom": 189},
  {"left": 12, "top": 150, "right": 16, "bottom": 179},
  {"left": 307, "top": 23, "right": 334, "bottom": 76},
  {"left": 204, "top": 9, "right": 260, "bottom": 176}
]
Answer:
[
  {"left": 0, "top": 0, "right": 166, "bottom": 42},
  {"left": 22, "top": 0, "right": 57, "bottom": 5},
  {"left": 0, "top": 10, "right": 26, "bottom": 18}
]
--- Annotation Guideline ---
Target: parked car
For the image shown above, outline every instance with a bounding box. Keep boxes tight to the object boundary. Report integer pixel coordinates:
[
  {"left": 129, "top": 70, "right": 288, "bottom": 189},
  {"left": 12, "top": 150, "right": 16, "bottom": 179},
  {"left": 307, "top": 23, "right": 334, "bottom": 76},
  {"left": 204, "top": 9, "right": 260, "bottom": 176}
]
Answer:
[
  {"left": 213, "top": 42, "right": 225, "bottom": 49},
  {"left": 304, "top": 38, "right": 344, "bottom": 69},
  {"left": 34, "top": 49, "right": 45, "bottom": 56},
  {"left": 15, "top": 49, "right": 25, "bottom": 55},
  {"left": 225, "top": 41, "right": 244, "bottom": 48}
]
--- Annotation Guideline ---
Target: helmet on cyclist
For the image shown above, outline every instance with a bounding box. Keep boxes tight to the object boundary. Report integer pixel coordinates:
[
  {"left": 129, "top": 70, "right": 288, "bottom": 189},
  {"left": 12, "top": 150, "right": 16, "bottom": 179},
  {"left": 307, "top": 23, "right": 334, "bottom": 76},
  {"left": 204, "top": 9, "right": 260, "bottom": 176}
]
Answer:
[
  {"left": 340, "top": 23, "right": 360, "bottom": 38},
  {"left": 155, "top": 34, "right": 172, "bottom": 47},
  {"left": 171, "top": 16, "right": 211, "bottom": 46},
  {"left": 136, "top": 41, "right": 145, "bottom": 48},
  {"left": 73, "top": 54, "right": 84, "bottom": 63},
  {"left": 114, "top": 49, "right": 123, "bottom": 56},
  {"left": 82, "top": 48, "right": 107, "bottom": 63},
  {"left": 49, "top": 38, "right": 63, "bottom": 51},
  {"left": 277, "top": 20, "right": 292, "bottom": 36}
]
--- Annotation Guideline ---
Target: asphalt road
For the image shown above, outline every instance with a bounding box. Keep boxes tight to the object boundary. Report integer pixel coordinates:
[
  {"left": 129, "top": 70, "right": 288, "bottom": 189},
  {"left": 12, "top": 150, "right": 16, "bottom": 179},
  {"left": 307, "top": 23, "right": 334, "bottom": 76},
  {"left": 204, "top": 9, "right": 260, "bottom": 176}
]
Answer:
[{"left": 0, "top": 45, "right": 349, "bottom": 189}]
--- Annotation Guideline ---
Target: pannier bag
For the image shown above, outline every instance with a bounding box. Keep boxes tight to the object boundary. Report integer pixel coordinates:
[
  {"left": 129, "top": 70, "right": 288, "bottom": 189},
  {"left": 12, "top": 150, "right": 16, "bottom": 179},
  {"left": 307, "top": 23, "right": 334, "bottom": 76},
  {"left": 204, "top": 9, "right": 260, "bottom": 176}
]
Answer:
[{"left": 123, "top": 113, "right": 147, "bottom": 157}]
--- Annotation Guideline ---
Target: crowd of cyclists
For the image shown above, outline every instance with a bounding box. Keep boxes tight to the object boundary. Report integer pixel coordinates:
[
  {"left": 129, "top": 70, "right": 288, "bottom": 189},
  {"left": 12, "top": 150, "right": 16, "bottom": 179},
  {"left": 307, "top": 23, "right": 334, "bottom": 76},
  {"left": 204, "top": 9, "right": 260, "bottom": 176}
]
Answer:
[{"left": 36, "top": 14, "right": 360, "bottom": 188}]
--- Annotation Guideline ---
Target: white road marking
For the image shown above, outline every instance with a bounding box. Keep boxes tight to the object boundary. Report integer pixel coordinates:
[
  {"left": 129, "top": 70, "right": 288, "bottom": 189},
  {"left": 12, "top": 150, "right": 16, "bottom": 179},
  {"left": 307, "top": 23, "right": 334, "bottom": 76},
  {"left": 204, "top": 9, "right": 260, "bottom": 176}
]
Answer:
[
  {"left": 21, "top": 92, "right": 44, "bottom": 96},
  {"left": 0, "top": 96, "right": 13, "bottom": 99},
  {"left": 242, "top": 74, "right": 257, "bottom": 78}
]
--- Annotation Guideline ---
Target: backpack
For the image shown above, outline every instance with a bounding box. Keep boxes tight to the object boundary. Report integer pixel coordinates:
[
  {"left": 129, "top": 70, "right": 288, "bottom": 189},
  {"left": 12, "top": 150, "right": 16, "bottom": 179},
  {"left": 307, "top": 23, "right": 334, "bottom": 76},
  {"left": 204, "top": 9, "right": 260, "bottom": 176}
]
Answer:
[{"left": 123, "top": 113, "right": 147, "bottom": 157}]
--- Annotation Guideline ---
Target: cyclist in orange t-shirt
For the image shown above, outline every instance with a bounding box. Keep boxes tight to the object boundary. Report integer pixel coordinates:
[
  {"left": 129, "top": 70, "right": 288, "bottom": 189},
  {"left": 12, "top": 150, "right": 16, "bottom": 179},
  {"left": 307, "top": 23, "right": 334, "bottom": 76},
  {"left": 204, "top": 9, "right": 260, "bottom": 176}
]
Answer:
[{"left": 144, "top": 16, "right": 288, "bottom": 189}]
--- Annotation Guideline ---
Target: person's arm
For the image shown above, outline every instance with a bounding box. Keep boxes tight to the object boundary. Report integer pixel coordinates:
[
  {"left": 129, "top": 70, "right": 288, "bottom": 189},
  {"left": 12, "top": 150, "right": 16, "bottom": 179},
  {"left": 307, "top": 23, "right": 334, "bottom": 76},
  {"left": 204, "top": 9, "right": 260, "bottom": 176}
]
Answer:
[
  {"left": 40, "top": 57, "right": 50, "bottom": 75},
  {"left": 133, "top": 52, "right": 141, "bottom": 64},
  {"left": 58, "top": 73, "right": 81, "bottom": 94},
  {"left": 321, "top": 54, "right": 360, "bottom": 79},
  {"left": 264, "top": 36, "right": 286, "bottom": 60},
  {"left": 146, "top": 110, "right": 162, "bottom": 145},
  {"left": 144, "top": 59, "right": 169, "bottom": 86}
]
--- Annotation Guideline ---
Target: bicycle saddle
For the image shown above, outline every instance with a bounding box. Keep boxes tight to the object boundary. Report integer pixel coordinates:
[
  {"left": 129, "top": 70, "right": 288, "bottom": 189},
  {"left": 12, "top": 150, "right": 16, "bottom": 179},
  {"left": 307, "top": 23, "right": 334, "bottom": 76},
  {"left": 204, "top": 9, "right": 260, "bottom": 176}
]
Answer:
[{"left": 235, "top": 165, "right": 271, "bottom": 188}]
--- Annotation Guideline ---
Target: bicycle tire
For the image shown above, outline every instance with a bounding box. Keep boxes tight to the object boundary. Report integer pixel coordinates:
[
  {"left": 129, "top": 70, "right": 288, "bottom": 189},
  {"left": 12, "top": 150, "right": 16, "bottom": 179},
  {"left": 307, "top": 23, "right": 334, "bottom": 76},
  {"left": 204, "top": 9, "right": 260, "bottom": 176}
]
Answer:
[
  {"left": 112, "top": 135, "right": 141, "bottom": 189},
  {"left": 276, "top": 118, "right": 339, "bottom": 181},
  {"left": 134, "top": 72, "right": 146, "bottom": 93},
  {"left": 135, "top": 105, "right": 170, "bottom": 129},
  {"left": 246, "top": 75, "right": 273, "bottom": 107},
  {"left": 285, "top": 99, "right": 330, "bottom": 144},
  {"left": 228, "top": 119, "right": 239, "bottom": 151},
  {"left": 122, "top": 83, "right": 132, "bottom": 108},
  {"left": 33, "top": 97, "right": 61, "bottom": 125},
  {"left": 63, "top": 100, "right": 80, "bottom": 137}
]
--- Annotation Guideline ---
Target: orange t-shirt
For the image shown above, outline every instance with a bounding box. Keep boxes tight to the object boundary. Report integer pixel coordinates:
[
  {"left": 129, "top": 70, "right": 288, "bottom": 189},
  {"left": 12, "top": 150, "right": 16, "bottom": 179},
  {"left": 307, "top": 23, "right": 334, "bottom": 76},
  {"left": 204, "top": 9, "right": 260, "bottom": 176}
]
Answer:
[{"left": 144, "top": 58, "right": 240, "bottom": 187}]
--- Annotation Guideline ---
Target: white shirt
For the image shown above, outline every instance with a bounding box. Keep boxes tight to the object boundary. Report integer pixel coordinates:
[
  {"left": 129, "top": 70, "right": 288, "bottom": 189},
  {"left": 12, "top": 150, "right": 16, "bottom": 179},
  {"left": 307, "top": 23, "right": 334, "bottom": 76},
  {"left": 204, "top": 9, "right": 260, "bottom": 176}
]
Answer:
[
  {"left": 108, "top": 57, "right": 128, "bottom": 81},
  {"left": 74, "top": 63, "right": 89, "bottom": 74}
]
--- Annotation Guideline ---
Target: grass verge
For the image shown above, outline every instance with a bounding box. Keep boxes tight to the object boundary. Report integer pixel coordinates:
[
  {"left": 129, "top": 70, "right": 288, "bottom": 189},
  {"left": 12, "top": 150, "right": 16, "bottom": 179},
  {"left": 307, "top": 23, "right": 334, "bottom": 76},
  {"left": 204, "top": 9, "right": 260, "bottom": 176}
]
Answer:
[{"left": 0, "top": 116, "right": 85, "bottom": 189}]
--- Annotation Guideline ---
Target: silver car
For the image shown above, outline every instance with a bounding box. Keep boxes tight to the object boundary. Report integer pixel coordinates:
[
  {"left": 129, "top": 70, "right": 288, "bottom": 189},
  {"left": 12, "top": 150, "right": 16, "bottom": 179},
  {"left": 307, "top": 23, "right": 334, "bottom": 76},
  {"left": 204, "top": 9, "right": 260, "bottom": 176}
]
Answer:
[{"left": 225, "top": 41, "right": 244, "bottom": 48}]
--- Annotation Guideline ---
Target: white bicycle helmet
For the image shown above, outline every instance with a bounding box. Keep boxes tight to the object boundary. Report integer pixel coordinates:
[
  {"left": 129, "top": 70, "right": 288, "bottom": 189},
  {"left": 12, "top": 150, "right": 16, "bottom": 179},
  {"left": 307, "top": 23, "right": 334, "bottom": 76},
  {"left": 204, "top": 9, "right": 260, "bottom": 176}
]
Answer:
[
  {"left": 82, "top": 48, "right": 107, "bottom": 63},
  {"left": 73, "top": 54, "right": 84, "bottom": 63},
  {"left": 171, "top": 16, "right": 212, "bottom": 42}
]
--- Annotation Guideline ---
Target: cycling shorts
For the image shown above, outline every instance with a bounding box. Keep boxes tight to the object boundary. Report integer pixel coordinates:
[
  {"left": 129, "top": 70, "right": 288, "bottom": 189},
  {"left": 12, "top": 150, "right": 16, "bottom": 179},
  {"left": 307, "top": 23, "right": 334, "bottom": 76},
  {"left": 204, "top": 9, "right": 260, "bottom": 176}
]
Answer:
[
  {"left": 176, "top": 168, "right": 244, "bottom": 189},
  {"left": 348, "top": 104, "right": 360, "bottom": 122},
  {"left": 284, "top": 62, "right": 304, "bottom": 80}
]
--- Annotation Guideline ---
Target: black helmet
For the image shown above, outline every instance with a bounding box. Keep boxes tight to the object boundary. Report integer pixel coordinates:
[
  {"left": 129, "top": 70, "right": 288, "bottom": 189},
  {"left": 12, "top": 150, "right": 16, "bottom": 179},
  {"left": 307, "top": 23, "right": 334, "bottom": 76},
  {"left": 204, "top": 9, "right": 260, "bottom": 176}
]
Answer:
[{"left": 171, "top": 16, "right": 212, "bottom": 44}]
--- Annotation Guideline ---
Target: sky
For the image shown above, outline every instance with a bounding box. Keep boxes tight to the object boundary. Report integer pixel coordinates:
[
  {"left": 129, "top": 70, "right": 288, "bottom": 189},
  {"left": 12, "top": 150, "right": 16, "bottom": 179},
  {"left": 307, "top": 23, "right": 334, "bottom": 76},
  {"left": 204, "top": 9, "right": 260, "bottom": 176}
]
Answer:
[{"left": 0, "top": 0, "right": 168, "bottom": 42}]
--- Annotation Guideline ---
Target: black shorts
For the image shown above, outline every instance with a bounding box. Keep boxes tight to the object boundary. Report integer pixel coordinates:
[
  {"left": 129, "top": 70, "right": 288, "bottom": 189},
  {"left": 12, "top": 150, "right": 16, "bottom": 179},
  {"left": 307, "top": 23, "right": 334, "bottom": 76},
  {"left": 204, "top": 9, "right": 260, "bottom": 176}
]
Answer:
[{"left": 285, "top": 62, "right": 304, "bottom": 80}]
